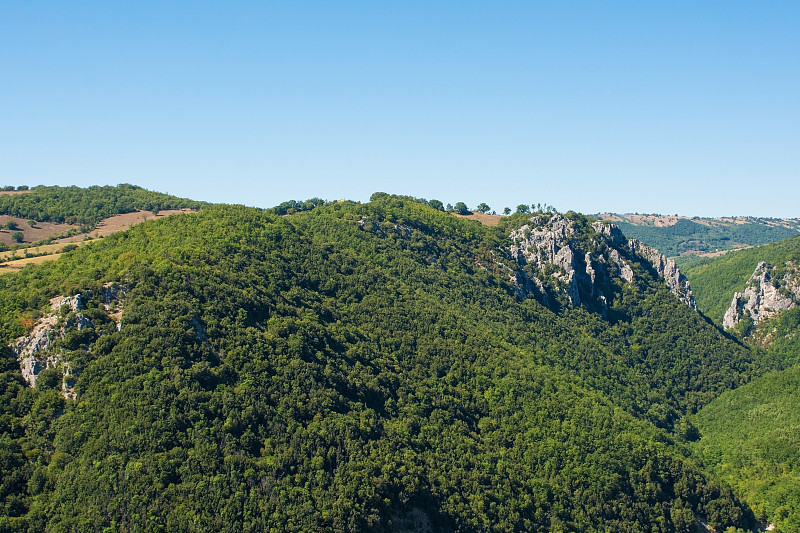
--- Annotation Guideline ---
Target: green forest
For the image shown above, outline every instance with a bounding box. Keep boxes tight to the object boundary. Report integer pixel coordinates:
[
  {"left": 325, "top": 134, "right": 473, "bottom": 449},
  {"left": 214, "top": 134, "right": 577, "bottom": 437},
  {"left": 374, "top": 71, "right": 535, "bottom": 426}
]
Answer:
[
  {"left": 0, "top": 185, "right": 206, "bottom": 229},
  {"left": 1, "top": 188, "right": 798, "bottom": 531},
  {"left": 605, "top": 218, "right": 798, "bottom": 259},
  {"left": 683, "top": 235, "right": 800, "bottom": 532}
]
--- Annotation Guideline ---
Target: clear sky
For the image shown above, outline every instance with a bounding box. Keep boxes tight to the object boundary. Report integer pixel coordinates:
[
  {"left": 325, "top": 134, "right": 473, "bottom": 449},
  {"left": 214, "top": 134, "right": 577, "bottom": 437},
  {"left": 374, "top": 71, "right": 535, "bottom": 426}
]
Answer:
[{"left": 1, "top": 1, "right": 798, "bottom": 217}]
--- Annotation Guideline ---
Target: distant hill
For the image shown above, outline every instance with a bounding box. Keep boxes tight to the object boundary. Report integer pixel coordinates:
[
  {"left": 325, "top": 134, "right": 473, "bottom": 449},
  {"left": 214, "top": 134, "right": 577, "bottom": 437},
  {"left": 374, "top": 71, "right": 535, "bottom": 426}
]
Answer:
[
  {"left": 0, "top": 183, "right": 207, "bottom": 228},
  {"left": 593, "top": 213, "right": 800, "bottom": 259}
]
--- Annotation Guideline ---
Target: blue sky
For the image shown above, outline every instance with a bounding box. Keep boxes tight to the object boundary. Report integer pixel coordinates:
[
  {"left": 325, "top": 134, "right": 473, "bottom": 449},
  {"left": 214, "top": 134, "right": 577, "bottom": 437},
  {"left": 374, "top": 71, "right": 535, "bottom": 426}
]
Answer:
[{"left": 1, "top": 1, "right": 798, "bottom": 217}]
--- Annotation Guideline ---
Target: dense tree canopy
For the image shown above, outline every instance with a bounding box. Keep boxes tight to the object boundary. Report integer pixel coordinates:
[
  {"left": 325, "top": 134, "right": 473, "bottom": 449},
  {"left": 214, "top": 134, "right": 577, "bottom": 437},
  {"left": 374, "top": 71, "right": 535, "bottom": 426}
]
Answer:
[
  {"left": 0, "top": 184, "right": 206, "bottom": 228},
  {"left": 0, "top": 192, "right": 772, "bottom": 531}
]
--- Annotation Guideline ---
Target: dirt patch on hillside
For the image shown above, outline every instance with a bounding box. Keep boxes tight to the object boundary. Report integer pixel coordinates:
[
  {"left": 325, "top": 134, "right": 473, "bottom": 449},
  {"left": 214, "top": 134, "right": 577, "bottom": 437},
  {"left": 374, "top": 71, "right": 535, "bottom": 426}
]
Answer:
[
  {"left": 681, "top": 246, "right": 752, "bottom": 258},
  {"left": 0, "top": 190, "right": 33, "bottom": 196},
  {"left": 0, "top": 241, "right": 89, "bottom": 261},
  {"left": 0, "top": 216, "right": 79, "bottom": 247},
  {"left": 59, "top": 209, "right": 195, "bottom": 242},
  {"left": 453, "top": 213, "right": 504, "bottom": 226}
]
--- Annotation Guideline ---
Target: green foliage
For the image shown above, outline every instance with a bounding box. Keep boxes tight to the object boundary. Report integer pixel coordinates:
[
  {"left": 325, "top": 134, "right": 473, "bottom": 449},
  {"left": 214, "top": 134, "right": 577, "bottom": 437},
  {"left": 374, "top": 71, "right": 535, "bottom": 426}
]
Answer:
[
  {"left": 693, "top": 366, "right": 800, "bottom": 532},
  {"left": 269, "top": 197, "right": 326, "bottom": 216},
  {"left": 4, "top": 222, "right": 18, "bottom": 231},
  {"left": 10, "top": 232, "right": 23, "bottom": 243},
  {"left": 612, "top": 218, "right": 798, "bottom": 258},
  {"left": 475, "top": 202, "right": 490, "bottom": 214},
  {"left": 34, "top": 367, "right": 61, "bottom": 391},
  {"left": 0, "top": 194, "right": 761, "bottom": 531},
  {"left": 0, "top": 184, "right": 206, "bottom": 226},
  {"left": 427, "top": 199, "right": 444, "bottom": 211},
  {"left": 453, "top": 201, "right": 470, "bottom": 215}
]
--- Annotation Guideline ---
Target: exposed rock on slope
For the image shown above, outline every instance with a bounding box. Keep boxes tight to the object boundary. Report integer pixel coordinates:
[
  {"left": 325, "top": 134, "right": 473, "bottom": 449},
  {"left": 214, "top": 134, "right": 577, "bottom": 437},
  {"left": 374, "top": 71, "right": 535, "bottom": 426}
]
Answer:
[
  {"left": 628, "top": 238, "right": 696, "bottom": 307},
  {"left": 10, "top": 284, "right": 126, "bottom": 397},
  {"left": 509, "top": 214, "right": 696, "bottom": 312},
  {"left": 723, "top": 261, "right": 800, "bottom": 329}
]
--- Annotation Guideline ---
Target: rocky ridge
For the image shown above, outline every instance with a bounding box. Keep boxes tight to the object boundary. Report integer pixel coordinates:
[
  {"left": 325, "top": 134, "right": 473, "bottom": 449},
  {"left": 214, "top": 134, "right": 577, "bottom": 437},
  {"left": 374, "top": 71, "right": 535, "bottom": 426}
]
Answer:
[
  {"left": 723, "top": 261, "right": 800, "bottom": 330},
  {"left": 509, "top": 214, "right": 696, "bottom": 312}
]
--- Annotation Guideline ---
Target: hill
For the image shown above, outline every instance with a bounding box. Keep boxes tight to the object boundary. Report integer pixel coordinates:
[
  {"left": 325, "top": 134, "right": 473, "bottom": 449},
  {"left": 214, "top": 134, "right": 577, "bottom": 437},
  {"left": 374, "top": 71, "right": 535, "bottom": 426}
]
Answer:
[
  {"left": 0, "top": 184, "right": 206, "bottom": 272},
  {"left": 0, "top": 184, "right": 206, "bottom": 230},
  {"left": 593, "top": 213, "right": 800, "bottom": 259},
  {"left": 0, "top": 192, "right": 766, "bottom": 531}
]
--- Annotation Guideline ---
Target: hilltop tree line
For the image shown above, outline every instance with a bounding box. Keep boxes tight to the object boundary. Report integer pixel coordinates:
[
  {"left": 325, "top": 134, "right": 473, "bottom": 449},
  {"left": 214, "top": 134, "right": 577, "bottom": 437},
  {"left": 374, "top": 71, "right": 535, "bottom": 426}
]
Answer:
[{"left": 363, "top": 194, "right": 557, "bottom": 217}]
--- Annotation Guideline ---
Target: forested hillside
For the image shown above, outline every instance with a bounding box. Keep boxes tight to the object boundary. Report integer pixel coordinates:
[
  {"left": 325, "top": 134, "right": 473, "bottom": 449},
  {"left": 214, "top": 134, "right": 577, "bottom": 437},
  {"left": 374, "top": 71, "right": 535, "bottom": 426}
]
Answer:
[
  {"left": 0, "top": 192, "right": 771, "bottom": 531},
  {"left": 686, "top": 235, "right": 800, "bottom": 533},
  {"left": 0, "top": 184, "right": 207, "bottom": 228}
]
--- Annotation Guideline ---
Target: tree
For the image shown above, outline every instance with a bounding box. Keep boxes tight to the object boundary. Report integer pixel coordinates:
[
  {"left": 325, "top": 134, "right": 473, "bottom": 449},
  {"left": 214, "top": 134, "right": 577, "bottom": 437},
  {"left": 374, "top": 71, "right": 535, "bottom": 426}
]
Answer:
[
  {"left": 17, "top": 185, "right": 29, "bottom": 191},
  {"left": 11, "top": 231, "right": 23, "bottom": 243},
  {"left": 445, "top": 203, "right": 454, "bottom": 212},
  {"left": 454, "top": 202, "right": 470, "bottom": 215},
  {"left": 503, "top": 207, "right": 511, "bottom": 216},
  {"left": 516, "top": 204, "right": 530, "bottom": 214},
  {"left": 476, "top": 203, "right": 491, "bottom": 214},
  {"left": 28, "top": 220, "right": 37, "bottom": 228},
  {"left": 428, "top": 199, "right": 444, "bottom": 211},
  {"left": 5, "top": 221, "right": 18, "bottom": 230}
]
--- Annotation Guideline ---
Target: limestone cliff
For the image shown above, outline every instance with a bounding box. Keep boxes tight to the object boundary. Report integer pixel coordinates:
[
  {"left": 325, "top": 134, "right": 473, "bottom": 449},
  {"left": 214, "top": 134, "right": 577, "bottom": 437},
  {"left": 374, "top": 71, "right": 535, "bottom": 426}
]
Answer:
[
  {"left": 9, "top": 283, "right": 126, "bottom": 398},
  {"left": 723, "top": 261, "right": 800, "bottom": 330},
  {"left": 509, "top": 214, "right": 696, "bottom": 312}
]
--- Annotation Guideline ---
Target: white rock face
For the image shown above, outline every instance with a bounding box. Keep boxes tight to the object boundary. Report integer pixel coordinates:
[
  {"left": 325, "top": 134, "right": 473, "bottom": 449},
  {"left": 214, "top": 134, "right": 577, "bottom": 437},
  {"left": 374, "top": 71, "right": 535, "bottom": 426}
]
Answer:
[
  {"left": 9, "top": 286, "right": 125, "bottom": 396},
  {"left": 509, "top": 215, "right": 695, "bottom": 310},
  {"left": 723, "top": 261, "right": 800, "bottom": 330},
  {"left": 510, "top": 215, "right": 588, "bottom": 306},
  {"left": 12, "top": 295, "right": 93, "bottom": 390},
  {"left": 627, "top": 240, "right": 696, "bottom": 309}
]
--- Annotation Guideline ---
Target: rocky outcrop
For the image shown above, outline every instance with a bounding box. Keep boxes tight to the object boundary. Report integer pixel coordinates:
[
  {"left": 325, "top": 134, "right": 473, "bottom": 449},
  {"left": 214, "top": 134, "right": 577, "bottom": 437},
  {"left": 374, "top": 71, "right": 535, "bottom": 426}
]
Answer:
[
  {"left": 627, "top": 240, "right": 696, "bottom": 308},
  {"left": 510, "top": 215, "right": 593, "bottom": 308},
  {"left": 10, "top": 285, "right": 126, "bottom": 397},
  {"left": 12, "top": 295, "right": 92, "bottom": 396},
  {"left": 723, "top": 261, "right": 800, "bottom": 330},
  {"left": 509, "top": 215, "right": 695, "bottom": 311}
]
